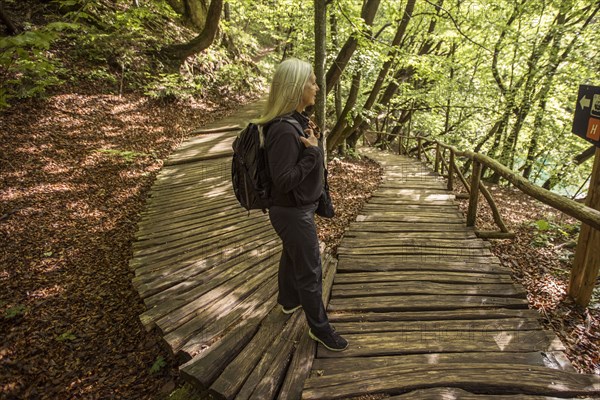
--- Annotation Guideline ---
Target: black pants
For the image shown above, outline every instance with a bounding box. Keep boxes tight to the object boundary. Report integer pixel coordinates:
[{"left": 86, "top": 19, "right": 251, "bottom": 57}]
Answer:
[{"left": 268, "top": 202, "right": 331, "bottom": 335}]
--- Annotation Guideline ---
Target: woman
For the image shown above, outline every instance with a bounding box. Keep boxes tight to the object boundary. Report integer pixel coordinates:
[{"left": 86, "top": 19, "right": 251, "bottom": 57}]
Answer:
[{"left": 253, "top": 58, "right": 348, "bottom": 352}]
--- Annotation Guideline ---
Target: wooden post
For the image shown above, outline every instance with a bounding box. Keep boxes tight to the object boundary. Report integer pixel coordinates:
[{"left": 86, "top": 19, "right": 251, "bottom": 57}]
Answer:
[
  {"left": 417, "top": 137, "right": 422, "bottom": 161},
  {"left": 568, "top": 147, "right": 600, "bottom": 307},
  {"left": 448, "top": 149, "right": 454, "bottom": 191},
  {"left": 434, "top": 142, "right": 440, "bottom": 173},
  {"left": 466, "top": 160, "right": 482, "bottom": 227}
]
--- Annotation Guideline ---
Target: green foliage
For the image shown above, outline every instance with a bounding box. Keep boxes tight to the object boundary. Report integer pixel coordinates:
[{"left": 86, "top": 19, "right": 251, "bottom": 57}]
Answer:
[
  {"left": 0, "top": 22, "right": 78, "bottom": 108},
  {"left": 529, "top": 218, "right": 579, "bottom": 248},
  {"left": 4, "top": 304, "right": 28, "bottom": 319},
  {"left": 150, "top": 355, "right": 167, "bottom": 374}
]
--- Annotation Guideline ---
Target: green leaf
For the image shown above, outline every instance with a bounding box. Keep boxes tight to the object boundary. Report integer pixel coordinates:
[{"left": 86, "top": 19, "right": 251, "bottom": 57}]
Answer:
[
  {"left": 535, "top": 219, "right": 550, "bottom": 231},
  {"left": 150, "top": 355, "right": 167, "bottom": 374}
]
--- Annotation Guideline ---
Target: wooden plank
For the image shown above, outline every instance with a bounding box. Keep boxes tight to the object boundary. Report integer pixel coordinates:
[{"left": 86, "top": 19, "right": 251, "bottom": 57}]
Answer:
[
  {"left": 180, "top": 320, "right": 257, "bottom": 390},
  {"left": 312, "top": 351, "right": 574, "bottom": 376},
  {"left": 332, "top": 318, "right": 541, "bottom": 334},
  {"left": 180, "top": 277, "right": 278, "bottom": 361},
  {"left": 209, "top": 308, "right": 292, "bottom": 400},
  {"left": 130, "top": 221, "right": 273, "bottom": 269},
  {"left": 137, "top": 237, "right": 280, "bottom": 305},
  {"left": 328, "top": 294, "right": 529, "bottom": 313},
  {"left": 328, "top": 308, "right": 541, "bottom": 323},
  {"left": 159, "top": 262, "right": 276, "bottom": 347},
  {"left": 354, "top": 214, "right": 464, "bottom": 223},
  {"left": 337, "top": 246, "right": 493, "bottom": 257},
  {"left": 301, "top": 363, "right": 600, "bottom": 399},
  {"left": 339, "top": 238, "right": 489, "bottom": 249},
  {"left": 333, "top": 270, "right": 513, "bottom": 285},
  {"left": 133, "top": 212, "right": 268, "bottom": 257},
  {"left": 336, "top": 257, "right": 507, "bottom": 275},
  {"left": 344, "top": 230, "right": 477, "bottom": 239},
  {"left": 332, "top": 282, "right": 526, "bottom": 299},
  {"left": 387, "top": 387, "right": 576, "bottom": 399},
  {"left": 235, "top": 313, "right": 305, "bottom": 400},
  {"left": 138, "top": 247, "right": 280, "bottom": 330},
  {"left": 133, "top": 227, "right": 276, "bottom": 284},
  {"left": 346, "top": 222, "right": 471, "bottom": 232}
]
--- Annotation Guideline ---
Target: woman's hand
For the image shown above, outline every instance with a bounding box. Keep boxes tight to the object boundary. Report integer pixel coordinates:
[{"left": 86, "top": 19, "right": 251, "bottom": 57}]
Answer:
[{"left": 299, "top": 130, "right": 319, "bottom": 147}]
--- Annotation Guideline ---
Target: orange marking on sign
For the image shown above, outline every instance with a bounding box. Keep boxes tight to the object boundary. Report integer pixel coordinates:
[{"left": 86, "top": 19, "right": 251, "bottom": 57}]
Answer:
[{"left": 587, "top": 117, "right": 600, "bottom": 141}]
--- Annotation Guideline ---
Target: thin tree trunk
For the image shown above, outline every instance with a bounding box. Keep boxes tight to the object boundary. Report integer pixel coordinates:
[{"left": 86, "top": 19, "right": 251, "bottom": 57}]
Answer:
[
  {"left": 0, "top": 1, "right": 19, "bottom": 35},
  {"left": 184, "top": 0, "right": 208, "bottom": 31},
  {"left": 315, "top": 0, "right": 327, "bottom": 152},
  {"left": 160, "top": 0, "right": 223, "bottom": 68}
]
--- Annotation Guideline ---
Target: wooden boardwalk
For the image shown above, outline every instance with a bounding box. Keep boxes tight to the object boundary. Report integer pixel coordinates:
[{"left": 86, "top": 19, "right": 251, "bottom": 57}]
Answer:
[
  {"left": 129, "top": 102, "right": 599, "bottom": 399},
  {"left": 302, "top": 148, "right": 599, "bottom": 399}
]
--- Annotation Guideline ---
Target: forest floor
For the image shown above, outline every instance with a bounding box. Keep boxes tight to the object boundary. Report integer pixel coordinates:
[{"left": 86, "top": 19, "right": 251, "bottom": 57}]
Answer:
[{"left": 1, "top": 94, "right": 598, "bottom": 400}]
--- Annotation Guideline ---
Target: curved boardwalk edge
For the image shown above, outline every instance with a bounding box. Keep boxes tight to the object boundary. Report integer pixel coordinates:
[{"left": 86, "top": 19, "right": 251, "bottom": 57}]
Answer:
[{"left": 299, "top": 147, "right": 600, "bottom": 400}]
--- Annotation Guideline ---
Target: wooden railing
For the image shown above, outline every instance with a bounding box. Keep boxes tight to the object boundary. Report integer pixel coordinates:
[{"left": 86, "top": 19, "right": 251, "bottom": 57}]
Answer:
[{"left": 388, "top": 133, "right": 600, "bottom": 307}]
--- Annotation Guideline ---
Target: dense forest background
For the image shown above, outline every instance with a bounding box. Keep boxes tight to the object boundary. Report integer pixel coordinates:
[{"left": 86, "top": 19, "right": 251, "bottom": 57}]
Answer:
[{"left": 2, "top": 0, "right": 600, "bottom": 194}]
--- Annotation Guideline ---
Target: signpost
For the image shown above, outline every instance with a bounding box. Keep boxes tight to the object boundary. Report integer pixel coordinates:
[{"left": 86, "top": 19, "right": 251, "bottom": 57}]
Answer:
[{"left": 569, "top": 84, "right": 600, "bottom": 307}]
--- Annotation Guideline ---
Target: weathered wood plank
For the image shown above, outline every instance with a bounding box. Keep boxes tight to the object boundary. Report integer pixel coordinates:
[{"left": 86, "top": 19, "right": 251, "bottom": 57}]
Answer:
[
  {"left": 339, "top": 237, "right": 489, "bottom": 249},
  {"left": 130, "top": 221, "right": 273, "bottom": 269},
  {"left": 332, "top": 282, "right": 526, "bottom": 299},
  {"left": 159, "top": 262, "right": 276, "bottom": 348},
  {"left": 328, "top": 294, "right": 529, "bottom": 313},
  {"left": 180, "top": 277, "right": 278, "bottom": 362},
  {"left": 328, "top": 308, "right": 541, "bottom": 323},
  {"left": 333, "top": 270, "right": 513, "bottom": 285},
  {"left": 138, "top": 245, "right": 280, "bottom": 330},
  {"left": 387, "top": 387, "right": 578, "bottom": 399},
  {"left": 346, "top": 222, "right": 471, "bottom": 232},
  {"left": 338, "top": 253, "right": 501, "bottom": 267},
  {"left": 235, "top": 313, "right": 304, "bottom": 400},
  {"left": 344, "top": 230, "right": 477, "bottom": 239},
  {"left": 336, "top": 257, "right": 507, "bottom": 274},
  {"left": 337, "top": 246, "right": 493, "bottom": 257},
  {"left": 301, "top": 363, "right": 600, "bottom": 399},
  {"left": 133, "top": 227, "right": 277, "bottom": 284},
  {"left": 312, "top": 351, "right": 574, "bottom": 376},
  {"left": 332, "top": 318, "right": 541, "bottom": 334},
  {"left": 209, "top": 308, "right": 292, "bottom": 400}
]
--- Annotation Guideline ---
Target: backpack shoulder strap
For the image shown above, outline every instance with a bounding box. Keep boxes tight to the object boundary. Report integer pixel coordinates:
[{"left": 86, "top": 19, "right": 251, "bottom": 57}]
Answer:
[{"left": 278, "top": 115, "right": 306, "bottom": 137}]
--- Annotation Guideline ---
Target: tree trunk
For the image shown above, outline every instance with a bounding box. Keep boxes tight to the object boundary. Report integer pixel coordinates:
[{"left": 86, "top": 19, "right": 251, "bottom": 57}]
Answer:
[
  {"left": 315, "top": 0, "right": 327, "bottom": 153},
  {"left": 165, "top": 0, "right": 185, "bottom": 15},
  {"left": 160, "top": 0, "right": 223, "bottom": 68},
  {"left": 0, "top": 1, "right": 19, "bottom": 35},
  {"left": 325, "top": 0, "right": 381, "bottom": 94},
  {"left": 330, "top": 12, "right": 342, "bottom": 119},
  {"left": 184, "top": 0, "right": 208, "bottom": 31},
  {"left": 362, "top": 0, "right": 416, "bottom": 112},
  {"left": 328, "top": 72, "right": 361, "bottom": 151}
]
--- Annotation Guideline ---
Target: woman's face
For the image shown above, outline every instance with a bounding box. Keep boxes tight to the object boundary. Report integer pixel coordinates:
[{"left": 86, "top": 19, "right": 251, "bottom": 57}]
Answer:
[{"left": 300, "top": 73, "right": 319, "bottom": 109}]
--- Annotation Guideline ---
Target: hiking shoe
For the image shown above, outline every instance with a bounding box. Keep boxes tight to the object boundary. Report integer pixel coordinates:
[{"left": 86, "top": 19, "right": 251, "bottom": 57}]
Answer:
[
  {"left": 309, "top": 329, "right": 349, "bottom": 352},
  {"left": 281, "top": 305, "right": 302, "bottom": 314}
]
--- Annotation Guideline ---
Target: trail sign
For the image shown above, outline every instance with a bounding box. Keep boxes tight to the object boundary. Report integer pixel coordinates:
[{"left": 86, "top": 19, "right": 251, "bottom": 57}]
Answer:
[{"left": 572, "top": 84, "right": 600, "bottom": 147}]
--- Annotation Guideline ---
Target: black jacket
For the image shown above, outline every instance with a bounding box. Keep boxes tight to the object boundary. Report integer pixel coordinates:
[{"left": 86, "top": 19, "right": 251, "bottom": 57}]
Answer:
[{"left": 265, "top": 111, "right": 324, "bottom": 207}]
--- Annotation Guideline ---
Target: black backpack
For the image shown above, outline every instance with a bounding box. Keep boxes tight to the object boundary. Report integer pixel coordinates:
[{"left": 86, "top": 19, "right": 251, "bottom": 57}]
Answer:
[{"left": 231, "top": 116, "right": 303, "bottom": 214}]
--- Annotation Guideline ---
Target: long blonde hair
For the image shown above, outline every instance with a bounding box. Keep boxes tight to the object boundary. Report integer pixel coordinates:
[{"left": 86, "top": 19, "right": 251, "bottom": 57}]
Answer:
[{"left": 253, "top": 58, "right": 312, "bottom": 126}]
